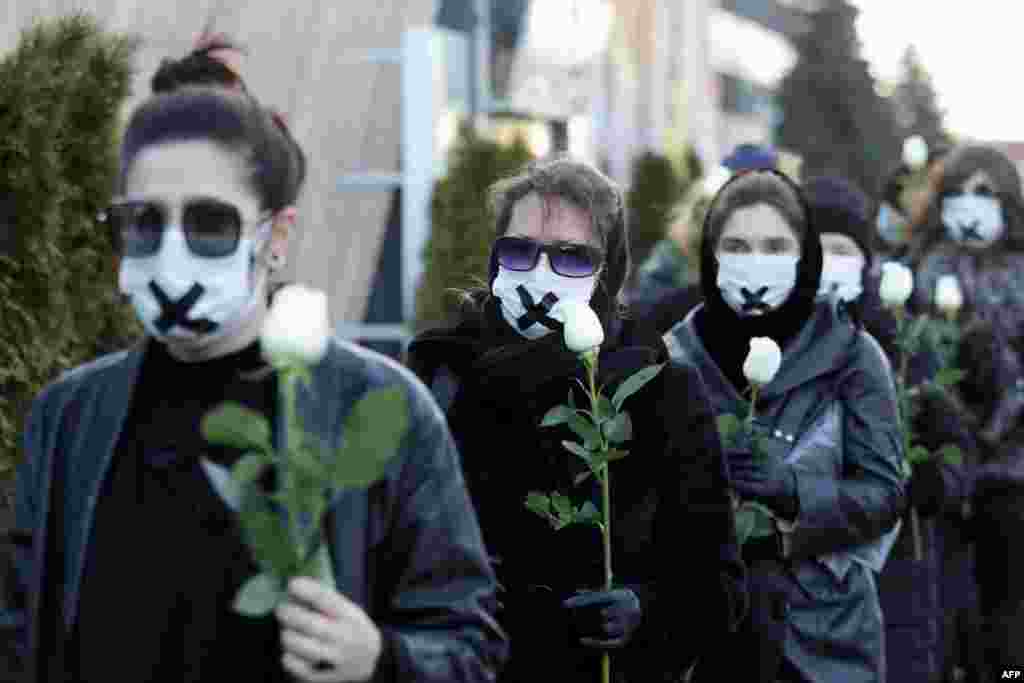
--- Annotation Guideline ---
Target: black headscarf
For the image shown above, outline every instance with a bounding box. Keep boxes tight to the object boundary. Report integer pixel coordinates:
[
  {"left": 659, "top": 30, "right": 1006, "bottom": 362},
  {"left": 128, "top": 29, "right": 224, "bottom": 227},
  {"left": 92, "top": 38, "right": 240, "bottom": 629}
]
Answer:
[{"left": 695, "top": 169, "right": 823, "bottom": 393}]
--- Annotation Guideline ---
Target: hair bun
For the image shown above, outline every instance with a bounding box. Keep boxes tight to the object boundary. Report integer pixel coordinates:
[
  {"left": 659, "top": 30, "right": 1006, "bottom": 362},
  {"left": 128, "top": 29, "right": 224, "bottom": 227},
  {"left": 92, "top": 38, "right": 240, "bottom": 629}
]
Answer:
[{"left": 150, "top": 32, "right": 247, "bottom": 94}]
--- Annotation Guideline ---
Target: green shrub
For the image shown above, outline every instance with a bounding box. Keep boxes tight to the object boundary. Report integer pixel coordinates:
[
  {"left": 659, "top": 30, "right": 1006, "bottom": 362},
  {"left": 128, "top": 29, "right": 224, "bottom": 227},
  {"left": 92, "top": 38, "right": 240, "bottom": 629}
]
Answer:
[
  {"left": 625, "top": 151, "right": 684, "bottom": 267},
  {"left": 0, "top": 14, "right": 140, "bottom": 480},
  {"left": 414, "top": 125, "right": 532, "bottom": 331}
]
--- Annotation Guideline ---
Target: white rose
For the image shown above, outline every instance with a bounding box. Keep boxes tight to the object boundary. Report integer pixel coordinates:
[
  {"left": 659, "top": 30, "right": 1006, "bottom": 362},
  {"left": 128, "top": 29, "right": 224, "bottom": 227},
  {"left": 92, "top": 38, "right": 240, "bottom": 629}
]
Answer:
[
  {"left": 743, "top": 337, "right": 782, "bottom": 386},
  {"left": 552, "top": 299, "right": 605, "bottom": 354},
  {"left": 902, "top": 135, "right": 929, "bottom": 170},
  {"left": 879, "top": 262, "right": 915, "bottom": 308},
  {"left": 934, "top": 274, "right": 964, "bottom": 316},
  {"left": 261, "top": 284, "right": 331, "bottom": 366}
]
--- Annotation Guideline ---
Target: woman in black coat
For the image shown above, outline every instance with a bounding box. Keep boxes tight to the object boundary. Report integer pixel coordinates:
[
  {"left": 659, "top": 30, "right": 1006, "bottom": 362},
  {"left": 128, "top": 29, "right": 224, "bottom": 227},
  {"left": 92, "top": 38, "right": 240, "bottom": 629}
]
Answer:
[{"left": 406, "top": 157, "right": 745, "bottom": 683}]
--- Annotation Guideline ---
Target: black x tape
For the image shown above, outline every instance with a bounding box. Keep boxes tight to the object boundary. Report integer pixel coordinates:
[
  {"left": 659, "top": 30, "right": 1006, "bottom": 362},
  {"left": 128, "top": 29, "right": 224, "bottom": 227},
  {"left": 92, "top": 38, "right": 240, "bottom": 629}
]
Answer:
[
  {"left": 515, "top": 285, "right": 561, "bottom": 331},
  {"left": 959, "top": 221, "right": 984, "bottom": 242},
  {"left": 150, "top": 281, "right": 218, "bottom": 334},
  {"left": 741, "top": 286, "right": 771, "bottom": 313}
]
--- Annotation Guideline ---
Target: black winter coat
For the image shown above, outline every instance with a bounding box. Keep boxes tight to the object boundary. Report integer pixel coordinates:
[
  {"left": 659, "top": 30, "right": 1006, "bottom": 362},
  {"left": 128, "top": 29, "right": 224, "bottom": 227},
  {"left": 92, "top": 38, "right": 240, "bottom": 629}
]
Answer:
[{"left": 406, "top": 303, "right": 745, "bottom": 683}]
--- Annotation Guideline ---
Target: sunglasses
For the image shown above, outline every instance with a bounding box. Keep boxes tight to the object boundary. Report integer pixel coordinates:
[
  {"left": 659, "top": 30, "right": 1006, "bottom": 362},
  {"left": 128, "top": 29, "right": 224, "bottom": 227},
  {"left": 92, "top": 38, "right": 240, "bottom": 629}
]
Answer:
[
  {"left": 101, "top": 197, "right": 268, "bottom": 259},
  {"left": 494, "top": 236, "right": 603, "bottom": 278},
  {"left": 941, "top": 184, "right": 997, "bottom": 200}
]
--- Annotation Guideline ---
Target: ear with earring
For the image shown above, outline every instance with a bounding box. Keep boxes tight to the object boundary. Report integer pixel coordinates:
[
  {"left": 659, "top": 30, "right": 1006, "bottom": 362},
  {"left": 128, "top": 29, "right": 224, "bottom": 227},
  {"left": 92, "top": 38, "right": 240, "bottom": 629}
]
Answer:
[{"left": 266, "top": 250, "right": 284, "bottom": 271}]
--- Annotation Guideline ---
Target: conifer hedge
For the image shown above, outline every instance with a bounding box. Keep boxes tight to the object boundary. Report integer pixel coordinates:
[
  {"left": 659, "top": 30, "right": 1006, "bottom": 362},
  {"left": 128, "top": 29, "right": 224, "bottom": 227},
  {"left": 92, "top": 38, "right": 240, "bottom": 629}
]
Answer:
[
  {"left": 414, "top": 125, "right": 533, "bottom": 331},
  {"left": 625, "top": 150, "right": 685, "bottom": 267},
  {"left": 0, "top": 14, "right": 140, "bottom": 483}
]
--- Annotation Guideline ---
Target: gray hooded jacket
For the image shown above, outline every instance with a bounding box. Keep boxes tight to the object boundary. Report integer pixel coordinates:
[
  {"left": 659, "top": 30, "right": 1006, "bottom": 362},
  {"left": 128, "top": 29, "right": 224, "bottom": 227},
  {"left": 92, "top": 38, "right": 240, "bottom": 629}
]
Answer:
[{"left": 665, "top": 298, "right": 906, "bottom": 682}]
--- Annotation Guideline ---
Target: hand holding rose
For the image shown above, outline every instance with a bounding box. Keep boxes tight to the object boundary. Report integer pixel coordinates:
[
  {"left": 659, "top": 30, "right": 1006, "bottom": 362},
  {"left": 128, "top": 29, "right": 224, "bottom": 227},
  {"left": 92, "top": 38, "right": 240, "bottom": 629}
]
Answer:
[{"left": 276, "top": 577, "right": 383, "bottom": 682}]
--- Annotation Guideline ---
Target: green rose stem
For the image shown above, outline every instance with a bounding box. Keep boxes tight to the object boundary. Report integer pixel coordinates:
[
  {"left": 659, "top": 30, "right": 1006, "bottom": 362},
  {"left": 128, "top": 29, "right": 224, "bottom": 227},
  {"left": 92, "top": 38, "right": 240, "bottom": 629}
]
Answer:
[
  {"left": 747, "top": 383, "right": 760, "bottom": 430},
  {"left": 281, "top": 365, "right": 303, "bottom": 559},
  {"left": 582, "top": 349, "right": 612, "bottom": 683},
  {"left": 894, "top": 310, "right": 924, "bottom": 563}
]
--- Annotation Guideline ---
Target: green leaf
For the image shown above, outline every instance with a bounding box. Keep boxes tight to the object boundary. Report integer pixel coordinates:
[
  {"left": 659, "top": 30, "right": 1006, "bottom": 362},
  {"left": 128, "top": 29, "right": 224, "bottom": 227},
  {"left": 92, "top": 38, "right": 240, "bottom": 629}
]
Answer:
[
  {"left": 746, "top": 501, "right": 777, "bottom": 519},
  {"left": 568, "top": 389, "right": 576, "bottom": 410},
  {"left": 232, "top": 453, "right": 272, "bottom": 487},
  {"left": 907, "top": 316, "right": 929, "bottom": 343},
  {"left": 238, "top": 492, "right": 300, "bottom": 577},
  {"left": 737, "top": 502, "right": 775, "bottom": 541},
  {"left": 541, "top": 405, "right": 574, "bottom": 427},
  {"left": 294, "top": 364, "right": 315, "bottom": 389},
  {"left": 299, "top": 538, "right": 336, "bottom": 587},
  {"left": 907, "top": 445, "right": 932, "bottom": 464},
  {"left": 611, "top": 363, "right": 665, "bottom": 411},
  {"left": 755, "top": 436, "right": 773, "bottom": 461},
  {"left": 562, "top": 440, "right": 595, "bottom": 465},
  {"left": 595, "top": 395, "right": 615, "bottom": 422},
  {"left": 574, "top": 470, "right": 594, "bottom": 486},
  {"left": 576, "top": 501, "right": 602, "bottom": 525},
  {"left": 233, "top": 573, "right": 284, "bottom": 617},
  {"left": 333, "top": 386, "right": 409, "bottom": 489},
  {"left": 938, "top": 444, "right": 963, "bottom": 466},
  {"left": 735, "top": 507, "right": 755, "bottom": 546},
  {"left": 934, "top": 368, "right": 967, "bottom": 388},
  {"left": 603, "top": 412, "right": 633, "bottom": 444},
  {"left": 551, "top": 491, "right": 575, "bottom": 519},
  {"left": 202, "top": 402, "right": 273, "bottom": 453},
  {"left": 568, "top": 413, "right": 601, "bottom": 450},
  {"left": 606, "top": 448, "right": 630, "bottom": 462},
  {"left": 524, "top": 491, "right": 552, "bottom": 519},
  {"left": 716, "top": 414, "right": 743, "bottom": 446},
  {"left": 292, "top": 444, "right": 328, "bottom": 481}
]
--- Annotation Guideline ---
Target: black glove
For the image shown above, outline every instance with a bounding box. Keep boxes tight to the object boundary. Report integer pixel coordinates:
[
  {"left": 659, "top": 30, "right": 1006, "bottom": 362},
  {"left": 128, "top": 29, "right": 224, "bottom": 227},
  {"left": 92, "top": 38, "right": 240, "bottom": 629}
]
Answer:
[
  {"left": 730, "top": 455, "right": 799, "bottom": 522},
  {"left": 562, "top": 588, "right": 642, "bottom": 650}
]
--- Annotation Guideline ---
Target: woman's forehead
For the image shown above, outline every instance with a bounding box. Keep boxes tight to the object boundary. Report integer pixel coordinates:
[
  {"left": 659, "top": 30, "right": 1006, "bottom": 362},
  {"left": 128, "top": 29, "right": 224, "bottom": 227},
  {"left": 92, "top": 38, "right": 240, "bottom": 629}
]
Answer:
[
  {"left": 820, "top": 232, "right": 864, "bottom": 257},
  {"left": 508, "top": 192, "right": 597, "bottom": 245},
  {"left": 719, "top": 204, "right": 798, "bottom": 240},
  {"left": 123, "top": 139, "right": 260, "bottom": 215}
]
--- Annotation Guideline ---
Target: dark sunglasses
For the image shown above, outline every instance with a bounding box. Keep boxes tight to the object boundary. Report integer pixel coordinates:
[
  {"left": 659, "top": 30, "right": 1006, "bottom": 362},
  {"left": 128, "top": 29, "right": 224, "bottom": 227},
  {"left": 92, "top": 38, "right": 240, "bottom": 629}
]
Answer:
[
  {"left": 941, "top": 184, "right": 997, "bottom": 200},
  {"left": 494, "top": 236, "right": 603, "bottom": 278},
  {"left": 100, "top": 197, "right": 268, "bottom": 259}
]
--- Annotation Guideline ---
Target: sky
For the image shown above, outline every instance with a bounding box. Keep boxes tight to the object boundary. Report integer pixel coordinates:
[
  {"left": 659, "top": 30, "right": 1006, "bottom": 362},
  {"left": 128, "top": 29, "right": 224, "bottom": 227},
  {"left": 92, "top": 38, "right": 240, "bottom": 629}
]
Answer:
[{"left": 851, "top": 0, "right": 1024, "bottom": 142}]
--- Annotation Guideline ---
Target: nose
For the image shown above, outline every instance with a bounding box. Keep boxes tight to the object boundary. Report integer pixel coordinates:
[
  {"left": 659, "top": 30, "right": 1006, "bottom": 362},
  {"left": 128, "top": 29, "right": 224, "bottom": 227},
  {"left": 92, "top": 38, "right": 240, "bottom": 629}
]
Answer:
[
  {"left": 150, "top": 228, "right": 195, "bottom": 297},
  {"left": 536, "top": 252, "right": 552, "bottom": 271}
]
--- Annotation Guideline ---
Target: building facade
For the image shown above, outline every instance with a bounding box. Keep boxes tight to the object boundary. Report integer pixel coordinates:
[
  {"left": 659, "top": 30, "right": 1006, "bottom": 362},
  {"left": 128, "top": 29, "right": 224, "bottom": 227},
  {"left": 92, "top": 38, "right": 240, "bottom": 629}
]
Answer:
[{"left": 1, "top": 0, "right": 816, "bottom": 358}]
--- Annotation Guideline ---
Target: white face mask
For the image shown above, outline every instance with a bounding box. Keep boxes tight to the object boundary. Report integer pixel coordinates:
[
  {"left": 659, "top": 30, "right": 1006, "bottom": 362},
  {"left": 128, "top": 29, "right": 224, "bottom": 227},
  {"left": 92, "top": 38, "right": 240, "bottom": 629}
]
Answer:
[
  {"left": 716, "top": 253, "right": 799, "bottom": 316},
  {"left": 491, "top": 262, "right": 598, "bottom": 339},
  {"left": 942, "top": 194, "right": 1004, "bottom": 247},
  {"left": 819, "top": 253, "right": 864, "bottom": 302},
  {"left": 119, "top": 222, "right": 271, "bottom": 343}
]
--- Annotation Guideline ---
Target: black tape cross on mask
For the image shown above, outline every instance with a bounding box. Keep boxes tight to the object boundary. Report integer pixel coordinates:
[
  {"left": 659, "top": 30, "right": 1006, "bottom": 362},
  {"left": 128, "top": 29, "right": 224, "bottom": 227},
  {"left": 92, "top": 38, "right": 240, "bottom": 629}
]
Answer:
[
  {"left": 741, "top": 286, "right": 771, "bottom": 313},
  {"left": 959, "top": 221, "right": 984, "bottom": 242},
  {"left": 150, "top": 281, "right": 218, "bottom": 334},
  {"left": 515, "top": 285, "right": 562, "bottom": 331}
]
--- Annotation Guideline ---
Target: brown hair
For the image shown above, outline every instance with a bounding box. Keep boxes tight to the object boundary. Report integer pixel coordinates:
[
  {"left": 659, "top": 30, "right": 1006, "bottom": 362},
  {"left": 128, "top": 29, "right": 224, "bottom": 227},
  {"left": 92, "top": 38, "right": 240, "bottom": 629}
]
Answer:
[
  {"left": 704, "top": 170, "right": 807, "bottom": 249},
  {"left": 908, "top": 144, "right": 1024, "bottom": 263},
  {"left": 469, "top": 156, "right": 631, "bottom": 324}
]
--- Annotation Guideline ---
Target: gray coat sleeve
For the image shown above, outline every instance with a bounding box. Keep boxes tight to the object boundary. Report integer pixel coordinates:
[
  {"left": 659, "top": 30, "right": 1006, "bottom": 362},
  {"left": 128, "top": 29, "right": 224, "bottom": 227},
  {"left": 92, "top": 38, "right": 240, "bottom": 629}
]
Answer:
[
  {"left": 785, "top": 334, "right": 907, "bottom": 560},
  {"left": 371, "top": 383, "right": 508, "bottom": 683}
]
